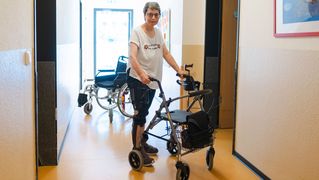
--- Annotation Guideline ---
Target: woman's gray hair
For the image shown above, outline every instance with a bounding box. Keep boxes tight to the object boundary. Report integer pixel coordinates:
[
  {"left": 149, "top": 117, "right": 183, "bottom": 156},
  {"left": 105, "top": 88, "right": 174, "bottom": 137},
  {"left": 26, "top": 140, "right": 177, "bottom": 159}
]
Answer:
[{"left": 143, "top": 2, "right": 161, "bottom": 15}]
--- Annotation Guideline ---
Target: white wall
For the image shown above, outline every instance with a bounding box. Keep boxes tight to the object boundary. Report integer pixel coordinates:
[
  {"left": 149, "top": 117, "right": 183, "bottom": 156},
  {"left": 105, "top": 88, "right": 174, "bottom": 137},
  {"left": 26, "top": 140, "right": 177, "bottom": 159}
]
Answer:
[
  {"left": 0, "top": 0, "right": 36, "bottom": 179},
  {"left": 182, "top": 0, "right": 206, "bottom": 45},
  {"left": 56, "top": 0, "right": 80, "bottom": 154},
  {"left": 235, "top": 0, "right": 319, "bottom": 179},
  {"left": 0, "top": 0, "right": 33, "bottom": 50},
  {"left": 181, "top": 0, "right": 206, "bottom": 110}
]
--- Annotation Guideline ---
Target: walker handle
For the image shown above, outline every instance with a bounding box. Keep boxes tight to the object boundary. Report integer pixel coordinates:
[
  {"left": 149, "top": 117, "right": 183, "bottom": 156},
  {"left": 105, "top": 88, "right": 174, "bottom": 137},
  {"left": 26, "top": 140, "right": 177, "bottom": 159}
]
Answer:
[
  {"left": 184, "top": 64, "right": 193, "bottom": 72},
  {"left": 188, "top": 89, "right": 212, "bottom": 97},
  {"left": 176, "top": 73, "right": 190, "bottom": 78},
  {"left": 149, "top": 77, "right": 160, "bottom": 84},
  {"left": 149, "top": 77, "right": 164, "bottom": 92},
  {"left": 176, "top": 73, "right": 192, "bottom": 86}
]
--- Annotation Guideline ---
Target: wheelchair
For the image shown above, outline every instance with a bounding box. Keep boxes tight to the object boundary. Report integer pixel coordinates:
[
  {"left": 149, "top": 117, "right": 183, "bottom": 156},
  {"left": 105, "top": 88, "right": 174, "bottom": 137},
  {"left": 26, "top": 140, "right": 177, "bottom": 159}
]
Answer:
[
  {"left": 77, "top": 56, "right": 134, "bottom": 122},
  {"left": 128, "top": 64, "right": 216, "bottom": 180}
]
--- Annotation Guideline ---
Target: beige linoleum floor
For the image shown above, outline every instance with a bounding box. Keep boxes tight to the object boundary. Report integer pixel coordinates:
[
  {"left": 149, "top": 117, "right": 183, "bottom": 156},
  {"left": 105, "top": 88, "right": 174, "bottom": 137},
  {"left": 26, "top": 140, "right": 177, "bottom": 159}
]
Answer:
[{"left": 38, "top": 99, "right": 259, "bottom": 180}]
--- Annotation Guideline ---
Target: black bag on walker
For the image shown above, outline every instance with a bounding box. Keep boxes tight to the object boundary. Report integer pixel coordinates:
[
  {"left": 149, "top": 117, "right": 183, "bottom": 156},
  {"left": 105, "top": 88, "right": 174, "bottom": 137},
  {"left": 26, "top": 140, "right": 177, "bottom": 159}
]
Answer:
[{"left": 182, "top": 111, "right": 212, "bottom": 149}]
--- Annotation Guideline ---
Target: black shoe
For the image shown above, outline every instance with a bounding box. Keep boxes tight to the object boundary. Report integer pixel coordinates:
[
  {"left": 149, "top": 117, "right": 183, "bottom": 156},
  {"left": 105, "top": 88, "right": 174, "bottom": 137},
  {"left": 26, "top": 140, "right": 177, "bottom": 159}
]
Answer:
[
  {"left": 133, "top": 147, "right": 155, "bottom": 167},
  {"left": 143, "top": 143, "right": 159, "bottom": 155},
  {"left": 142, "top": 154, "right": 155, "bottom": 167}
]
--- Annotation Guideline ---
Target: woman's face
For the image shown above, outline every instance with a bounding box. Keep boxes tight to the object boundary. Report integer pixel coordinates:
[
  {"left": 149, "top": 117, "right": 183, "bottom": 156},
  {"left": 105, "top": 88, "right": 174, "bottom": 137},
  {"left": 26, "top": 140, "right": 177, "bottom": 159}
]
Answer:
[{"left": 144, "top": 8, "right": 160, "bottom": 26}]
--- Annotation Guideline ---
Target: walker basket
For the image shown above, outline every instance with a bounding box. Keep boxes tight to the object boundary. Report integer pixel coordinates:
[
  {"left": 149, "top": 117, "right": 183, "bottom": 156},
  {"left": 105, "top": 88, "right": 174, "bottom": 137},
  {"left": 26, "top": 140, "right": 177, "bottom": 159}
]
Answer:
[{"left": 181, "top": 110, "right": 212, "bottom": 149}]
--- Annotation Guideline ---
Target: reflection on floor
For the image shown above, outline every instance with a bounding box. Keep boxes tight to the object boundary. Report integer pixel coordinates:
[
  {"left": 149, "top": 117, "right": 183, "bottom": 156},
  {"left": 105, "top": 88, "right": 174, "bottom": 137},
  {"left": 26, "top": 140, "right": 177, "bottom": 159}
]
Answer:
[{"left": 38, "top": 100, "right": 259, "bottom": 180}]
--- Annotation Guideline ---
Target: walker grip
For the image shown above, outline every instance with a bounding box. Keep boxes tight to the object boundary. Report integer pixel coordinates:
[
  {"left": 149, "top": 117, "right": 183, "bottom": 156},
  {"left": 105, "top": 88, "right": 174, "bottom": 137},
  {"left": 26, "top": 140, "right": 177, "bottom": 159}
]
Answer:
[
  {"left": 188, "top": 89, "right": 212, "bottom": 97},
  {"left": 149, "top": 77, "right": 160, "bottom": 85}
]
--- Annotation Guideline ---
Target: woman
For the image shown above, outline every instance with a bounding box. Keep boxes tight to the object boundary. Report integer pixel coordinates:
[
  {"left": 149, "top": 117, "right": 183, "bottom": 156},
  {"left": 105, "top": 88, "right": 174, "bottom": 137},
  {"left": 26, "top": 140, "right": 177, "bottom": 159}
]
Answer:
[{"left": 127, "top": 2, "right": 184, "bottom": 166}]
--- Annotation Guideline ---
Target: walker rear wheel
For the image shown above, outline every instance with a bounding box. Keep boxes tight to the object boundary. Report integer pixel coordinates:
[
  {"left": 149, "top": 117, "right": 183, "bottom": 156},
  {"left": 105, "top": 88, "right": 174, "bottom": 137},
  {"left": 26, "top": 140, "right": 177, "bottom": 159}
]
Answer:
[
  {"left": 128, "top": 150, "right": 144, "bottom": 171},
  {"left": 167, "top": 139, "right": 178, "bottom": 155},
  {"left": 206, "top": 147, "right": 215, "bottom": 170}
]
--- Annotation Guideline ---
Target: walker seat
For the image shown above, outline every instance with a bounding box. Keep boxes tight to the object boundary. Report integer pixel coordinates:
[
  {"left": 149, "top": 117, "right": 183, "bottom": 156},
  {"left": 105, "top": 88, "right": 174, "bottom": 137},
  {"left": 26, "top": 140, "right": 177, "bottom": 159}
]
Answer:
[{"left": 160, "top": 110, "right": 192, "bottom": 124}]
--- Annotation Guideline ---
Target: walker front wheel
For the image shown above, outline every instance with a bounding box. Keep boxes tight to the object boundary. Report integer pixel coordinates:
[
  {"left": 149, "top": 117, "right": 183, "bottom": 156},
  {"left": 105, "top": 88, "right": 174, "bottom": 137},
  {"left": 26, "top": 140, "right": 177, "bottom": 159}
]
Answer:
[
  {"left": 128, "top": 150, "right": 144, "bottom": 171},
  {"left": 176, "top": 162, "right": 190, "bottom": 180}
]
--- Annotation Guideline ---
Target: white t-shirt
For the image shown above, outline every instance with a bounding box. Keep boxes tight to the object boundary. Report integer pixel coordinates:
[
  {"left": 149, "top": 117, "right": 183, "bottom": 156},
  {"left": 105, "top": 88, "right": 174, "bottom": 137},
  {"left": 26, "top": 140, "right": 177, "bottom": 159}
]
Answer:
[{"left": 128, "top": 26, "right": 164, "bottom": 89}]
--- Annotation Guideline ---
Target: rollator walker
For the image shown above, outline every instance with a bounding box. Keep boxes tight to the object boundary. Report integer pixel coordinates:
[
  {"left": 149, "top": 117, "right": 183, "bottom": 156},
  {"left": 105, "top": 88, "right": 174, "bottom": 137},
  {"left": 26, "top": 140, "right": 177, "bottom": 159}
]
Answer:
[{"left": 128, "top": 64, "right": 216, "bottom": 180}]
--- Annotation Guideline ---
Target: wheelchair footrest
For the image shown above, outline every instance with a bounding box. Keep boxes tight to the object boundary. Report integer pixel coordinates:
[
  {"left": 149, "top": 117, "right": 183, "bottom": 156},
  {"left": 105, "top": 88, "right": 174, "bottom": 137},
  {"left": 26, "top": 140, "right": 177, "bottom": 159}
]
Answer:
[{"left": 77, "top": 93, "right": 88, "bottom": 107}]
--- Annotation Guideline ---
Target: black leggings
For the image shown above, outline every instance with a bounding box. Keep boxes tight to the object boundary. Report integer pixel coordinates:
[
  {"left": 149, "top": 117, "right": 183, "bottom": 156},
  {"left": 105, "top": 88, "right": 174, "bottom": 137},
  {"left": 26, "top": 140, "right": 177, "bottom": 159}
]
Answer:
[{"left": 127, "top": 76, "right": 156, "bottom": 126}]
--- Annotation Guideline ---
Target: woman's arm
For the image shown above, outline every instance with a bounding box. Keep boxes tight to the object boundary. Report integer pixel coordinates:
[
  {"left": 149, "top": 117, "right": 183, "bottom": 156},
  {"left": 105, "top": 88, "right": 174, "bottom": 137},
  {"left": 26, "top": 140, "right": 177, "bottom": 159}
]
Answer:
[
  {"left": 162, "top": 44, "right": 184, "bottom": 75},
  {"left": 129, "top": 42, "right": 150, "bottom": 84}
]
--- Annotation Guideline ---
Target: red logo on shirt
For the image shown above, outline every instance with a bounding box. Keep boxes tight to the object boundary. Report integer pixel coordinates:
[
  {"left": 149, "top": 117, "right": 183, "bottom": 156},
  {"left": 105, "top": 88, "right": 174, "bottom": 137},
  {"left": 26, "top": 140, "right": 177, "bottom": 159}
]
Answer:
[{"left": 144, "top": 44, "right": 160, "bottom": 49}]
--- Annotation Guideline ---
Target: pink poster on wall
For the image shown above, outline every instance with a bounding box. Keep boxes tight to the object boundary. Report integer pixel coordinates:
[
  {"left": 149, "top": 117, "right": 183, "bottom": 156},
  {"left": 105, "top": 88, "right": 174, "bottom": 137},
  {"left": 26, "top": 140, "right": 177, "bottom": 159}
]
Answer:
[{"left": 158, "top": 9, "right": 171, "bottom": 50}]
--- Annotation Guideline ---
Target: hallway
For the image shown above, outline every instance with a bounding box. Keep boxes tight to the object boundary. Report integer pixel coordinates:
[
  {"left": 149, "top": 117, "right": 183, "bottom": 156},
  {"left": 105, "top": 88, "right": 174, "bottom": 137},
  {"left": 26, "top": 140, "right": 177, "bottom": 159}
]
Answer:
[{"left": 38, "top": 100, "right": 259, "bottom": 180}]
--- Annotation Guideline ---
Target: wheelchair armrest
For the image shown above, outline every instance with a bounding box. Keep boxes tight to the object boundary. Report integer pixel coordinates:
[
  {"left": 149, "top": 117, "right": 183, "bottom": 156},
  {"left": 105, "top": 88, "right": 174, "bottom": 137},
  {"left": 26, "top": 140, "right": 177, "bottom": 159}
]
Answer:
[
  {"left": 98, "top": 69, "right": 115, "bottom": 72},
  {"left": 116, "top": 72, "right": 126, "bottom": 75},
  {"left": 96, "top": 69, "right": 115, "bottom": 76}
]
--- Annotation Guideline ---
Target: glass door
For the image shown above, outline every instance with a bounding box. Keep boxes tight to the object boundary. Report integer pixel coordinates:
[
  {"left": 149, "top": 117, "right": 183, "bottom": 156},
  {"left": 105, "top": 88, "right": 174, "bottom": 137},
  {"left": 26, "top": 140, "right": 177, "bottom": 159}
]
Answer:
[{"left": 94, "top": 9, "right": 133, "bottom": 75}]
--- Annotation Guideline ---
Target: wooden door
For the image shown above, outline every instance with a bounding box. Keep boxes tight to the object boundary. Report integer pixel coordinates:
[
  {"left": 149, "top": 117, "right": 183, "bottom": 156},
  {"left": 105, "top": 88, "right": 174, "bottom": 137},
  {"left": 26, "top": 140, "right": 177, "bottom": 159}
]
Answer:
[{"left": 219, "top": 0, "right": 238, "bottom": 128}]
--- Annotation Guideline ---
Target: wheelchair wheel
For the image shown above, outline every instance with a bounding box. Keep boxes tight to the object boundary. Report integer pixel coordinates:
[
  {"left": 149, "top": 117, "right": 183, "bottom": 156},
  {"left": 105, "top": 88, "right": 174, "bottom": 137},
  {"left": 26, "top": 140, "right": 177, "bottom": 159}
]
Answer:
[
  {"left": 96, "top": 87, "right": 117, "bottom": 110},
  {"left": 117, "top": 83, "right": 134, "bottom": 118},
  {"left": 128, "top": 150, "right": 144, "bottom": 171},
  {"left": 84, "top": 103, "right": 93, "bottom": 115},
  {"left": 206, "top": 147, "right": 215, "bottom": 170}
]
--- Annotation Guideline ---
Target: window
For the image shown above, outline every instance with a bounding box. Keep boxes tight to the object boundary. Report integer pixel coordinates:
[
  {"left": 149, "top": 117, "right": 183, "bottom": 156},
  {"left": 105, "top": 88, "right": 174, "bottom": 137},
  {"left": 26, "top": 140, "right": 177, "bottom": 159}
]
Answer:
[{"left": 94, "top": 9, "right": 133, "bottom": 75}]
